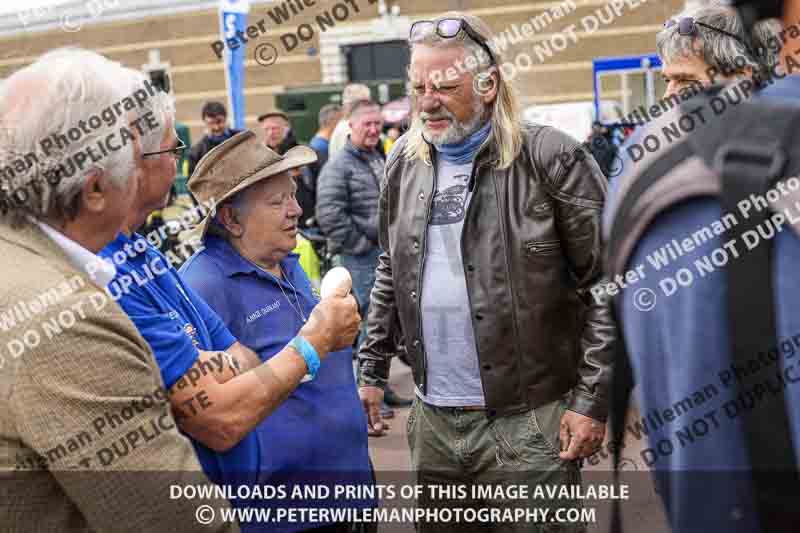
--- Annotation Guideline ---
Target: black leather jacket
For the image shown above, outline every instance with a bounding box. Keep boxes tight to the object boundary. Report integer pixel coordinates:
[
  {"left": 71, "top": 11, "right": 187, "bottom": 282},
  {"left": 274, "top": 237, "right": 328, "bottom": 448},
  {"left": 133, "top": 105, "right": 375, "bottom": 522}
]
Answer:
[{"left": 357, "top": 123, "right": 616, "bottom": 421}]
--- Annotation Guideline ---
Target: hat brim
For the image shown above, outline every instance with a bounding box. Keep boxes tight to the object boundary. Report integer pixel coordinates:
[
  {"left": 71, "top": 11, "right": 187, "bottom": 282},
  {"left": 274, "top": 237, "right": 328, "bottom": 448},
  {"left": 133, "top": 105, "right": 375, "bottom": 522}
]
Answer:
[{"left": 191, "top": 144, "right": 317, "bottom": 242}]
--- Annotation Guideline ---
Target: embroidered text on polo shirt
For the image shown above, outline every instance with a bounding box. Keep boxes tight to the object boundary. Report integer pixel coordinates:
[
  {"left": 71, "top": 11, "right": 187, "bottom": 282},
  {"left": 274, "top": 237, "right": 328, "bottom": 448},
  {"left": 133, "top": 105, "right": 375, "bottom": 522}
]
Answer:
[{"left": 246, "top": 300, "right": 281, "bottom": 324}]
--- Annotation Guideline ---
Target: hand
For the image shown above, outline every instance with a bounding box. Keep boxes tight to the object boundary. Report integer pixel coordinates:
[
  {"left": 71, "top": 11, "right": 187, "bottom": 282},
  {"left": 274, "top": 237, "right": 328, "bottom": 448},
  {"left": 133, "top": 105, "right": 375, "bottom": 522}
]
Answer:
[
  {"left": 359, "top": 386, "right": 388, "bottom": 436},
  {"left": 559, "top": 410, "right": 606, "bottom": 460},
  {"left": 300, "top": 285, "right": 361, "bottom": 357}
]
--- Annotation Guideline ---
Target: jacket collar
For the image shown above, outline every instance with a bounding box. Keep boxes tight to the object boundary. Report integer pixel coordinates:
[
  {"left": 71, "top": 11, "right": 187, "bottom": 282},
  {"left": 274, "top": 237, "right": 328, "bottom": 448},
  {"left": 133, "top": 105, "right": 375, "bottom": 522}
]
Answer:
[
  {"left": 0, "top": 217, "right": 107, "bottom": 287},
  {"left": 36, "top": 220, "right": 116, "bottom": 286},
  {"left": 204, "top": 234, "right": 300, "bottom": 280},
  {"left": 344, "top": 137, "right": 382, "bottom": 161}
]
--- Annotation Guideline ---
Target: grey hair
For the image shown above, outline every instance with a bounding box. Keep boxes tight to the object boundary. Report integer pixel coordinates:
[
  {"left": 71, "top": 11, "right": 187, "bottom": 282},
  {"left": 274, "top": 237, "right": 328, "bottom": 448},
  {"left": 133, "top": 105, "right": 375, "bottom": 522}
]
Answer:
[
  {"left": 404, "top": 12, "right": 523, "bottom": 170},
  {"left": 122, "top": 68, "right": 176, "bottom": 154},
  {"left": 349, "top": 99, "right": 380, "bottom": 119},
  {"left": 208, "top": 189, "right": 251, "bottom": 241},
  {"left": 0, "top": 47, "right": 174, "bottom": 222},
  {"left": 318, "top": 103, "right": 341, "bottom": 128},
  {"left": 657, "top": 4, "right": 782, "bottom": 79}
]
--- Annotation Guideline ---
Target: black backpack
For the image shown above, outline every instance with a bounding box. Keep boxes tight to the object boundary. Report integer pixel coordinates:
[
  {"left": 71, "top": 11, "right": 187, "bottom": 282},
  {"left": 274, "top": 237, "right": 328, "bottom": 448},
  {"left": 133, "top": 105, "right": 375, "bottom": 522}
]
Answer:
[{"left": 605, "top": 85, "right": 800, "bottom": 531}]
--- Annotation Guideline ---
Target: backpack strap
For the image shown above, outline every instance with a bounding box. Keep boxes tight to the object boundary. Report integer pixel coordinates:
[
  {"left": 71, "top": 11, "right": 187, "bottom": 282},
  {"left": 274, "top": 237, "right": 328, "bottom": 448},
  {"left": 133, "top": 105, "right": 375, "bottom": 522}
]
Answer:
[
  {"left": 691, "top": 103, "right": 800, "bottom": 529},
  {"left": 606, "top": 142, "right": 708, "bottom": 533},
  {"left": 714, "top": 139, "right": 800, "bottom": 531}
]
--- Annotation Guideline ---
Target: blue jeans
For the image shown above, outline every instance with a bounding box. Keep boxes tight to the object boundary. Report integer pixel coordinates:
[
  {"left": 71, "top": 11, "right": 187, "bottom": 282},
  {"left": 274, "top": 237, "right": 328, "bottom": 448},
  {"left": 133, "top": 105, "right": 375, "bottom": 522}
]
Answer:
[{"left": 340, "top": 246, "right": 381, "bottom": 351}]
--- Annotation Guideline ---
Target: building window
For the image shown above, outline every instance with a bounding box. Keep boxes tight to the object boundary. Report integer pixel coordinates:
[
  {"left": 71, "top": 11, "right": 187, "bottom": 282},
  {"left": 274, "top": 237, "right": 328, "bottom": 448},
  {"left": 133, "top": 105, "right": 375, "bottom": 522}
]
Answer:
[{"left": 345, "top": 40, "right": 409, "bottom": 81}]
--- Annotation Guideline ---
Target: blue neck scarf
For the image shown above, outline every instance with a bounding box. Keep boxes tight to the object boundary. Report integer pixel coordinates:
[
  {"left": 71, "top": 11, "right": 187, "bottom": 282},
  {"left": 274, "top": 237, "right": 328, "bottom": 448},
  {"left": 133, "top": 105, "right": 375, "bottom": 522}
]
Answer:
[{"left": 435, "top": 121, "right": 491, "bottom": 165}]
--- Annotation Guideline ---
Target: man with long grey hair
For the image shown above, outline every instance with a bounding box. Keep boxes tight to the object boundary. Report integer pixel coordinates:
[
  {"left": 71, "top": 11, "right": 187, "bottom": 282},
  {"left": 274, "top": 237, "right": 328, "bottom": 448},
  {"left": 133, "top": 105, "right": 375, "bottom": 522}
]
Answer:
[
  {"left": 357, "top": 12, "right": 615, "bottom": 532},
  {"left": 658, "top": 2, "right": 781, "bottom": 98},
  {"left": 0, "top": 48, "right": 237, "bottom": 532}
]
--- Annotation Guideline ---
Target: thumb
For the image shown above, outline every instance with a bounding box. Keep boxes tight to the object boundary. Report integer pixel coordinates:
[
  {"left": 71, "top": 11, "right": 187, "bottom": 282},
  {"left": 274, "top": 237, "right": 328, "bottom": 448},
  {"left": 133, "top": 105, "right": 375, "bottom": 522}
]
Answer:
[{"left": 329, "top": 280, "right": 352, "bottom": 298}]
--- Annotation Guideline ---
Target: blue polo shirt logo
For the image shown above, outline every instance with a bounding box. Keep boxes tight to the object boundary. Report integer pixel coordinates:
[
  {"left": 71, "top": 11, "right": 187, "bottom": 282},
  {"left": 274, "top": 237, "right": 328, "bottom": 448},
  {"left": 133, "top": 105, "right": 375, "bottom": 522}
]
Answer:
[{"left": 183, "top": 323, "right": 199, "bottom": 347}]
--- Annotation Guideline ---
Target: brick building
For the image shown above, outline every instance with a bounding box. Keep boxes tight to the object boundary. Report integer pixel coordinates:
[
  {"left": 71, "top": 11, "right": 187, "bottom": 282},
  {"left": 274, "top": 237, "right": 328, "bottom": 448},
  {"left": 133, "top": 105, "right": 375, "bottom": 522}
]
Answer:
[{"left": 0, "top": 0, "right": 683, "bottom": 142}]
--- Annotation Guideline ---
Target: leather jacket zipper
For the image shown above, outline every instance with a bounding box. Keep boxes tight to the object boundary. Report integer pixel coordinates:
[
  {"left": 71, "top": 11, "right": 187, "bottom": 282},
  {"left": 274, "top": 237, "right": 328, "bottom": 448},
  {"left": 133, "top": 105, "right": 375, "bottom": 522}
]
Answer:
[{"left": 525, "top": 240, "right": 560, "bottom": 254}]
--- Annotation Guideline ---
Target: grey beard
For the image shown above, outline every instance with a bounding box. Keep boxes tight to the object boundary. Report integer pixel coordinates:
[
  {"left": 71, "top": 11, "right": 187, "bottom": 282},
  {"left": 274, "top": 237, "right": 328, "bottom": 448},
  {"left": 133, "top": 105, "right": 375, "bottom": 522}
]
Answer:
[{"left": 423, "top": 100, "right": 487, "bottom": 146}]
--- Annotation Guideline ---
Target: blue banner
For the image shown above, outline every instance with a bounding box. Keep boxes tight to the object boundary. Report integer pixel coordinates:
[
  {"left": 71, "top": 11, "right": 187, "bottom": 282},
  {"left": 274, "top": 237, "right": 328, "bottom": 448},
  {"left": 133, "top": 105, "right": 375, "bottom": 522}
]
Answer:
[{"left": 220, "top": 0, "right": 250, "bottom": 130}]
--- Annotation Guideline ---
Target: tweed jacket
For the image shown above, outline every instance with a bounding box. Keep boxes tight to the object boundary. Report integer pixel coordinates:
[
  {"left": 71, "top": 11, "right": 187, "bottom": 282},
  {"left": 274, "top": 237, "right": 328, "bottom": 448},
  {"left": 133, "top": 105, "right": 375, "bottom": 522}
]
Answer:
[{"left": 0, "top": 220, "right": 237, "bottom": 532}]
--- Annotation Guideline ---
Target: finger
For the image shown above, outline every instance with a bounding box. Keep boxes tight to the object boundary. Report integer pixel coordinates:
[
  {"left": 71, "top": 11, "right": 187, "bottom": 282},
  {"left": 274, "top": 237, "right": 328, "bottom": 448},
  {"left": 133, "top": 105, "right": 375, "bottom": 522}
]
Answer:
[
  {"left": 560, "top": 433, "right": 583, "bottom": 460},
  {"left": 367, "top": 397, "right": 383, "bottom": 432},
  {"left": 559, "top": 420, "right": 571, "bottom": 453},
  {"left": 367, "top": 419, "right": 391, "bottom": 436},
  {"left": 576, "top": 440, "right": 595, "bottom": 459}
]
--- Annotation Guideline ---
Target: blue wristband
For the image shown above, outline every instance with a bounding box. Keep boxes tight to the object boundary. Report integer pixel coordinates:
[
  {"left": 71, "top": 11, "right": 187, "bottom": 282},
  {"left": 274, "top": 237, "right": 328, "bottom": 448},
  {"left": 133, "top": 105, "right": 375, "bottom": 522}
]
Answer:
[{"left": 289, "top": 336, "right": 320, "bottom": 379}]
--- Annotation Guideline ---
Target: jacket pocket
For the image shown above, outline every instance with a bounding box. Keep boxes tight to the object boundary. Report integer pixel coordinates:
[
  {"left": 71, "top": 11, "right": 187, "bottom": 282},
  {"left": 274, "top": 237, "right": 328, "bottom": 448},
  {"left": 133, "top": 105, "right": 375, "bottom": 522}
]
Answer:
[
  {"left": 524, "top": 239, "right": 560, "bottom": 256},
  {"left": 527, "top": 199, "right": 554, "bottom": 217}
]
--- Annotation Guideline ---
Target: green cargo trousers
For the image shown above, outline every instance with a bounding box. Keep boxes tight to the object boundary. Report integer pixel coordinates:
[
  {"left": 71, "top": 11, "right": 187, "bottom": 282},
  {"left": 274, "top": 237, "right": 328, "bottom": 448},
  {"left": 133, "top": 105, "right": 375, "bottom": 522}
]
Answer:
[{"left": 406, "top": 396, "right": 587, "bottom": 533}]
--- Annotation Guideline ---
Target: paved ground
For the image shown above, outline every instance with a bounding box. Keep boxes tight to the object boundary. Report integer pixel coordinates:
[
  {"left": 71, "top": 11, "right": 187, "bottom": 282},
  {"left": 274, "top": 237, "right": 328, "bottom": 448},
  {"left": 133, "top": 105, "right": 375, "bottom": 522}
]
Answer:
[{"left": 367, "top": 362, "right": 670, "bottom": 533}]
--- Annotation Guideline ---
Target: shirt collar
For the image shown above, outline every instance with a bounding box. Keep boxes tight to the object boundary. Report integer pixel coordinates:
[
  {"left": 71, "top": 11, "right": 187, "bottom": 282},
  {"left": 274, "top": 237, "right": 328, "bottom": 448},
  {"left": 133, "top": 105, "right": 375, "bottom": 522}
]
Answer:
[
  {"left": 32, "top": 219, "right": 117, "bottom": 287},
  {"left": 205, "top": 234, "right": 300, "bottom": 279}
]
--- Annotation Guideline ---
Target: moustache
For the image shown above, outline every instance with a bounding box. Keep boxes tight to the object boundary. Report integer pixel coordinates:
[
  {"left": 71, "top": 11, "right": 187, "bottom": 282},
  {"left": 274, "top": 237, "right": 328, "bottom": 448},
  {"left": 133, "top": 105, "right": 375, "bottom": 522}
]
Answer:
[{"left": 420, "top": 110, "right": 454, "bottom": 122}]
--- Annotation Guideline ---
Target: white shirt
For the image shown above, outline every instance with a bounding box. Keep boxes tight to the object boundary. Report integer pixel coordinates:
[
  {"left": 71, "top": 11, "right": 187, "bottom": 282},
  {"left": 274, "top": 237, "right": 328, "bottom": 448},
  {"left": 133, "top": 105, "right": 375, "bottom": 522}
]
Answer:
[{"left": 33, "top": 219, "right": 117, "bottom": 287}]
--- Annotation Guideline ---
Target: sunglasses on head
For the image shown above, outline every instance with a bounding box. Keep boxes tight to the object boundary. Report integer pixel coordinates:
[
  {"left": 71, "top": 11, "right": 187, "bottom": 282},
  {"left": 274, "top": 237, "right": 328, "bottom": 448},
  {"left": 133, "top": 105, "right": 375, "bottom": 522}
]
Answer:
[
  {"left": 664, "top": 17, "right": 751, "bottom": 51},
  {"left": 409, "top": 18, "right": 496, "bottom": 66}
]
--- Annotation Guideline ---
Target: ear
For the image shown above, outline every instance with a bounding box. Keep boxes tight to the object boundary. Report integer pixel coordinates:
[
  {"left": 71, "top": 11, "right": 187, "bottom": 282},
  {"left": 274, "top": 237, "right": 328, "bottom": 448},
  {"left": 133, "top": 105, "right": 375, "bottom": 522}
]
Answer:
[
  {"left": 218, "top": 204, "right": 244, "bottom": 238},
  {"left": 476, "top": 67, "right": 500, "bottom": 105},
  {"left": 80, "top": 169, "right": 108, "bottom": 215}
]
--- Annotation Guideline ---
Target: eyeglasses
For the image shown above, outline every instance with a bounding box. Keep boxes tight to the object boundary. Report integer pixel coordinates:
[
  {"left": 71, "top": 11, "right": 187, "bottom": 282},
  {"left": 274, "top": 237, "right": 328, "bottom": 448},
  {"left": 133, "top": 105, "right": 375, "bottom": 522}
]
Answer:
[
  {"left": 142, "top": 139, "right": 187, "bottom": 160},
  {"left": 664, "top": 17, "right": 751, "bottom": 51},
  {"left": 409, "top": 18, "right": 496, "bottom": 66}
]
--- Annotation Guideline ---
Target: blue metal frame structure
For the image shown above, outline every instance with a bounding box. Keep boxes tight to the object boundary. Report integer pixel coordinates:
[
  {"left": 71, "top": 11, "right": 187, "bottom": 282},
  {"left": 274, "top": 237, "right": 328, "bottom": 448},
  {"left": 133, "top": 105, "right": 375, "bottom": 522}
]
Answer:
[{"left": 593, "top": 54, "right": 662, "bottom": 122}]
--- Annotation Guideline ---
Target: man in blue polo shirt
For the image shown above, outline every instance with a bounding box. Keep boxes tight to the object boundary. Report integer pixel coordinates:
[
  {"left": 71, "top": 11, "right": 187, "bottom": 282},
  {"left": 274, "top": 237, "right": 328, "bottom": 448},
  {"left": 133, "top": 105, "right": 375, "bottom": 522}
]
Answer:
[
  {"left": 604, "top": 2, "right": 800, "bottom": 531},
  {"left": 179, "top": 131, "right": 375, "bottom": 533},
  {"left": 99, "top": 125, "right": 363, "bottom": 532}
]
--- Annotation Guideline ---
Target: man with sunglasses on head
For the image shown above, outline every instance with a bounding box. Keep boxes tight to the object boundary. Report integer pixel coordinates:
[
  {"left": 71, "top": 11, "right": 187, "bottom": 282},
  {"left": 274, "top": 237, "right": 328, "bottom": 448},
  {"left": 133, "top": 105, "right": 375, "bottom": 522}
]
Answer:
[
  {"left": 357, "top": 12, "right": 614, "bottom": 532},
  {"left": 659, "top": 3, "right": 780, "bottom": 99}
]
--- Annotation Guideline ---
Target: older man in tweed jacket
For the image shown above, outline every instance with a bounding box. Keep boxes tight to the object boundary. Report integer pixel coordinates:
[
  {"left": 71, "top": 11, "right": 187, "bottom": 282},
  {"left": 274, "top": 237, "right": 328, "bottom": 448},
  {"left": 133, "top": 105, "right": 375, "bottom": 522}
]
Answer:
[{"left": 0, "top": 49, "right": 236, "bottom": 532}]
